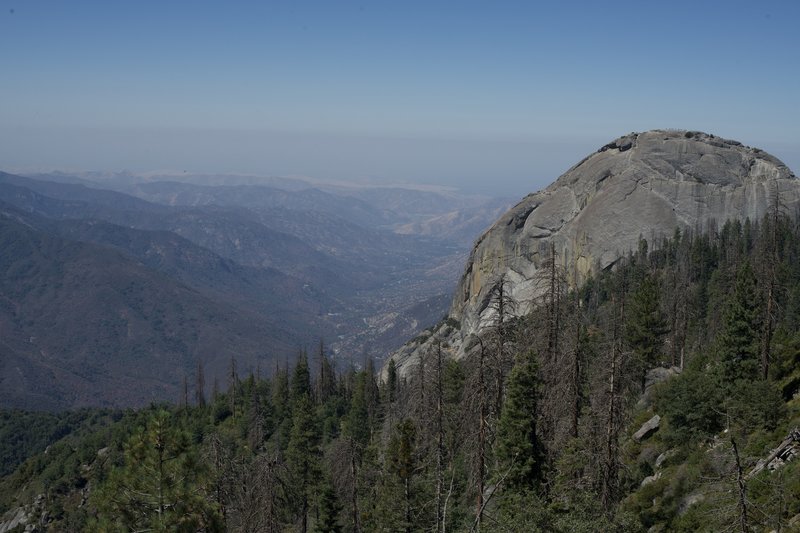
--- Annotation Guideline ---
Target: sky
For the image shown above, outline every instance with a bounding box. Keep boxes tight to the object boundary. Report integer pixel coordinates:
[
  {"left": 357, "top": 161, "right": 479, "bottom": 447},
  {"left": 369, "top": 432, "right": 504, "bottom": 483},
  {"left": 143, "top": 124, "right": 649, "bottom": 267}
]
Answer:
[{"left": 1, "top": 0, "right": 799, "bottom": 196}]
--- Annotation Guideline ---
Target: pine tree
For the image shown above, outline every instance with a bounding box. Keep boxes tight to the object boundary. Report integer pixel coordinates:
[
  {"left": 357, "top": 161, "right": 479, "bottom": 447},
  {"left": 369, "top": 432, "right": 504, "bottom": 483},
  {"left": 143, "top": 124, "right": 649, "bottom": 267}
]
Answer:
[
  {"left": 344, "top": 371, "right": 371, "bottom": 450},
  {"left": 315, "top": 474, "right": 343, "bottom": 533},
  {"left": 386, "top": 358, "right": 398, "bottom": 404},
  {"left": 495, "top": 350, "right": 544, "bottom": 492},
  {"left": 272, "top": 362, "right": 292, "bottom": 448},
  {"left": 363, "top": 357, "right": 380, "bottom": 422},
  {"left": 717, "top": 261, "right": 760, "bottom": 384},
  {"left": 625, "top": 273, "right": 668, "bottom": 391},
  {"left": 246, "top": 378, "right": 271, "bottom": 450},
  {"left": 384, "top": 419, "right": 420, "bottom": 533},
  {"left": 92, "top": 410, "right": 222, "bottom": 531},
  {"left": 292, "top": 351, "right": 312, "bottom": 404},
  {"left": 286, "top": 394, "right": 321, "bottom": 533}
]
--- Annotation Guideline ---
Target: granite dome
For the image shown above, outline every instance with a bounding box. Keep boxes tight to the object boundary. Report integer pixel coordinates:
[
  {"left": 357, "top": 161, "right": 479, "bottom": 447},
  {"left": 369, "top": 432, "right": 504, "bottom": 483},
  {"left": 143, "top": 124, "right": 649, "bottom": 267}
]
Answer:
[{"left": 389, "top": 129, "right": 800, "bottom": 375}]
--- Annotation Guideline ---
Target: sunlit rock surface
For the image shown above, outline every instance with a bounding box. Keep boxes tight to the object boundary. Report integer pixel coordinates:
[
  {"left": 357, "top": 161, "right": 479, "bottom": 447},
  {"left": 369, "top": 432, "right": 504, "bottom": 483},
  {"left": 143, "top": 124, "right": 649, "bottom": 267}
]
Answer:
[{"left": 388, "top": 129, "right": 800, "bottom": 377}]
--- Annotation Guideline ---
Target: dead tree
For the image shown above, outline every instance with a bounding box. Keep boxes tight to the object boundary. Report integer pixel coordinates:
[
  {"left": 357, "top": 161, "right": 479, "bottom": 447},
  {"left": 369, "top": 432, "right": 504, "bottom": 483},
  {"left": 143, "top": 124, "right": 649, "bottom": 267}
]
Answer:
[
  {"left": 473, "top": 335, "right": 488, "bottom": 530},
  {"left": 569, "top": 306, "right": 583, "bottom": 440},
  {"left": 227, "top": 453, "right": 289, "bottom": 532},
  {"left": 316, "top": 339, "right": 337, "bottom": 404},
  {"left": 435, "top": 342, "right": 445, "bottom": 533},
  {"left": 196, "top": 360, "right": 206, "bottom": 407},
  {"left": 529, "top": 244, "right": 569, "bottom": 455},
  {"left": 601, "top": 289, "right": 625, "bottom": 512},
  {"left": 731, "top": 437, "right": 750, "bottom": 533},
  {"left": 486, "top": 274, "right": 517, "bottom": 422},
  {"left": 229, "top": 356, "right": 239, "bottom": 419},
  {"left": 329, "top": 436, "right": 361, "bottom": 533}
]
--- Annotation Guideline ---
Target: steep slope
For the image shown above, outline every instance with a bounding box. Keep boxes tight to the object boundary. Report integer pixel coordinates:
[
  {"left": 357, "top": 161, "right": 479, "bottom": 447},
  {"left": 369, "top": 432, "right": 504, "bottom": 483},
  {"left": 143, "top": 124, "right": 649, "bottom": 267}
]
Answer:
[
  {"left": 2, "top": 205, "right": 334, "bottom": 332},
  {"left": 390, "top": 129, "right": 800, "bottom": 374},
  {"left": 0, "top": 213, "right": 302, "bottom": 410},
  {"left": 0, "top": 171, "right": 168, "bottom": 215},
  {"left": 0, "top": 175, "right": 343, "bottom": 289},
  {"left": 0, "top": 173, "right": 465, "bottom": 357}
]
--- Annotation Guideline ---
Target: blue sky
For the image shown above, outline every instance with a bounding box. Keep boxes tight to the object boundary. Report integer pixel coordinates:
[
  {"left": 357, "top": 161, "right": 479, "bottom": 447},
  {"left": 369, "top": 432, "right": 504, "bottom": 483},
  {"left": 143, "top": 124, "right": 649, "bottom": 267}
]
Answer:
[{"left": 1, "top": 1, "right": 798, "bottom": 195}]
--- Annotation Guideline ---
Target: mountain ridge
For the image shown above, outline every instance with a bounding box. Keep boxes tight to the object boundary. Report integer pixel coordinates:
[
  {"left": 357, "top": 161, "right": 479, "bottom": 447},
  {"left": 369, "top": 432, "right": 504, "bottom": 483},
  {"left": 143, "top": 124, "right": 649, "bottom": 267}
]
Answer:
[
  {"left": 388, "top": 129, "right": 800, "bottom": 376},
  {"left": 0, "top": 212, "right": 307, "bottom": 410}
]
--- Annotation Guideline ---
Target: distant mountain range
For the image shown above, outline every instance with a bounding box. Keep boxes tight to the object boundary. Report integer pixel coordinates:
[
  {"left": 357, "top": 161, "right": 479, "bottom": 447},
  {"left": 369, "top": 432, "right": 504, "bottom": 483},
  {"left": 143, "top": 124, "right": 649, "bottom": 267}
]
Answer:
[{"left": 0, "top": 171, "right": 510, "bottom": 409}]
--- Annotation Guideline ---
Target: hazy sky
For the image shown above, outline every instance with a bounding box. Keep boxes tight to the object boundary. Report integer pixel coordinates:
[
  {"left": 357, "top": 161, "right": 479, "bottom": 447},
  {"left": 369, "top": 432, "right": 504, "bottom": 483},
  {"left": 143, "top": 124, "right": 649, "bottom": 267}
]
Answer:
[{"left": 1, "top": 1, "right": 799, "bottom": 196}]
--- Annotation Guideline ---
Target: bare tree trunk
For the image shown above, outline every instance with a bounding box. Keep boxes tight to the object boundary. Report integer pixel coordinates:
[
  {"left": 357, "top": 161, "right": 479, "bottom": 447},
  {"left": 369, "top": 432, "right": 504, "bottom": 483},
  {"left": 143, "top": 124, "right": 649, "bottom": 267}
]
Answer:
[
  {"left": 601, "top": 293, "right": 622, "bottom": 512},
  {"left": 475, "top": 336, "right": 487, "bottom": 530},
  {"left": 301, "top": 493, "right": 308, "bottom": 533},
  {"left": 548, "top": 242, "right": 558, "bottom": 363},
  {"left": 571, "top": 318, "right": 581, "bottom": 440},
  {"left": 761, "top": 279, "right": 775, "bottom": 380},
  {"left": 404, "top": 475, "right": 411, "bottom": 533},
  {"left": 350, "top": 442, "right": 360, "bottom": 533},
  {"left": 157, "top": 423, "right": 165, "bottom": 525},
  {"left": 196, "top": 360, "right": 206, "bottom": 407},
  {"left": 731, "top": 437, "right": 750, "bottom": 533},
  {"left": 442, "top": 469, "right": 455, "bottom": 533},
  {"left": 207, "top": 435, "right": 228, "bottom": 523},
  {"left": 418, "top": 356, "right": 425, "bottom": 406},
  {"left": 435, "top": 343, "right": 445, "bottom": 533},
  {"left": 494, "top": 282, "right": 507, "bottom": 420},
  {"left": 602, "top": 337, "right": 617, "bottom": 510},
  {"left": 669, "top": 269, "right": 679, "bottom": 368},
  {"left": 318, "top": 339, "right": 325, "bottom": 404},
  {"left": 229, "top": 356, "right": 238, "bottom": 419}
]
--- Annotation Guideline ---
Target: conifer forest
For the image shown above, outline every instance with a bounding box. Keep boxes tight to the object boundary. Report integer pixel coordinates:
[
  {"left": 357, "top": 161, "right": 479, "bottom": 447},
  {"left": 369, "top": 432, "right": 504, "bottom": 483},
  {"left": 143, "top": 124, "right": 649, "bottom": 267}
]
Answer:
[{"left": 3, "top": 209, "right": 800, "bottom": 532}]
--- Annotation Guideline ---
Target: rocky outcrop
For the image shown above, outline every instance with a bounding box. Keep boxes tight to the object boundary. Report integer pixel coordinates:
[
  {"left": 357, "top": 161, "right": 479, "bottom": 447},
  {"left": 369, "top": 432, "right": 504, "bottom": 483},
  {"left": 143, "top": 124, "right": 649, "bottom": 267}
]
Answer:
[
  {"left": 747, "top": 427, "right": 800, "bottom": 479},
  {"left": 388, "top": 129, "right": 800, "bottom": 376},
  {"left": 633, "top": 415, "right": 662, "bottom": 443},
  {"left": 0, "top": 494, "right": 47, "bottom": 532}
]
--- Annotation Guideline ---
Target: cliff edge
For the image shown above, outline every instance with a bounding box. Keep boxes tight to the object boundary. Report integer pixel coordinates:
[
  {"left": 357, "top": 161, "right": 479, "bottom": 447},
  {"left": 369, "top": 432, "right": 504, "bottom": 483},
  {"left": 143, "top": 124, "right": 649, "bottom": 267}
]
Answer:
[{"left": 388, "top": 129, "right": 800, "bottom": 376}]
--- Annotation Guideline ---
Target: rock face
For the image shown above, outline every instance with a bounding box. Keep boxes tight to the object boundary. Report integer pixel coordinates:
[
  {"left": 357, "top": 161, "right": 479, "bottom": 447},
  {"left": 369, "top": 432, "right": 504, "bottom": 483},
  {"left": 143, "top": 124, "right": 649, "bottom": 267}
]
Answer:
[{"left": 388, "top": 130, "right": 800, "bottom": 376}]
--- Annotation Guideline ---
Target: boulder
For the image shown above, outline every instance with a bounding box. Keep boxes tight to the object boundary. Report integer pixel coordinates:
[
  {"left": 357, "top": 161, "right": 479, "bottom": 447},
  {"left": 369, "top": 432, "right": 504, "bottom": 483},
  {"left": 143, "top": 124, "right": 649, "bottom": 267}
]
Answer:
[
  {"left": 655, "top": 449, "right": 676, "bottom": 469},
  {"left": 645, "top": 366, "right": 681, "bottom": 390},
  {"left": 633, "top": 415, "right": 661, "bottom": 443},
  {"left": 640, "top": 471, "right": 661, "bottom": 488}
]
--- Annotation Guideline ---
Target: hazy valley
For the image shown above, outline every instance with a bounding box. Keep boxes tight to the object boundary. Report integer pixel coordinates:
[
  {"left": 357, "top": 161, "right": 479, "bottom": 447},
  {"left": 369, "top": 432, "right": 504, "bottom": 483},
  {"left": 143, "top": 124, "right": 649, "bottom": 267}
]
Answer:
[{"left": 0, "top": 170, "right": 509, "bottom": 409}]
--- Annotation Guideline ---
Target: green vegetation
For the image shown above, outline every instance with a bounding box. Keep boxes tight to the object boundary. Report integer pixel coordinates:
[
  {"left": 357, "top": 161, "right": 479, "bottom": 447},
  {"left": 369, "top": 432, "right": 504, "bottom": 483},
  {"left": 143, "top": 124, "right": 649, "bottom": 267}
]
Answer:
[
  {"left": 91, "top": 409, "right": 222, "bottom": 531},
  {"left": 2, "top": 210, "right": 800, "bottom": 531},
  {"left": 0, "top": 409, "right": 118, "bottom": 477}
]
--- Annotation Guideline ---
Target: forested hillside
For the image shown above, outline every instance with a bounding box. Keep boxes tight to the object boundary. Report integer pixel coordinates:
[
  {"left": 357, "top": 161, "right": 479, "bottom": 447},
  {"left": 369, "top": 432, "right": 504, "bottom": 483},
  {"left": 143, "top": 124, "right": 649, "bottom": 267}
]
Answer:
[{"left": 3, "top": 209, "right": 800, "bottom": 531}]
